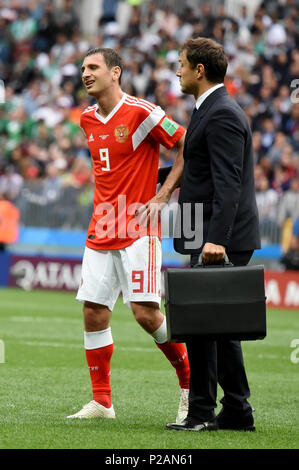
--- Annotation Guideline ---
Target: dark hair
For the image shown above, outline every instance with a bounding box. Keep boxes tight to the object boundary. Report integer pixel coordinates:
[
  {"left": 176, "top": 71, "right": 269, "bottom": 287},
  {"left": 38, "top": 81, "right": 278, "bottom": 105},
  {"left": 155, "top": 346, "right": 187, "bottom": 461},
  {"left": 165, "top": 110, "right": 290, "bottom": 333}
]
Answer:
[
  {"left": 84, "top": 47, "right": 122, "bottom": 83},
  {"left": 181, "top": 37, "right": 228, "bottom": 84}
]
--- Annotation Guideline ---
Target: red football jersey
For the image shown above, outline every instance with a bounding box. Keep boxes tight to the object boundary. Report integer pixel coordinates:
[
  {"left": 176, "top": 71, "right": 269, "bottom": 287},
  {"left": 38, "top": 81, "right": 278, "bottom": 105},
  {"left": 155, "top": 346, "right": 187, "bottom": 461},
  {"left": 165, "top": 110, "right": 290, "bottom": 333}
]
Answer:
[{"left": 80, "top": 93, "right": 185, "bottom": 250}]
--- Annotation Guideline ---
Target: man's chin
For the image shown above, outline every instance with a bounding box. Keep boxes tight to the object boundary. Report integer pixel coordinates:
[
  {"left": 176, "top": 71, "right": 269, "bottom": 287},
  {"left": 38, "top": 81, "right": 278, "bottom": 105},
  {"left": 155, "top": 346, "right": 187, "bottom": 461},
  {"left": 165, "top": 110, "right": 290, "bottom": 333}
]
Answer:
[
  {"left": 180, "top": 85, "right": 192, "bottom": 95},
  {"left": 86, "top": 88, "right": 98, "bottom": 97}
]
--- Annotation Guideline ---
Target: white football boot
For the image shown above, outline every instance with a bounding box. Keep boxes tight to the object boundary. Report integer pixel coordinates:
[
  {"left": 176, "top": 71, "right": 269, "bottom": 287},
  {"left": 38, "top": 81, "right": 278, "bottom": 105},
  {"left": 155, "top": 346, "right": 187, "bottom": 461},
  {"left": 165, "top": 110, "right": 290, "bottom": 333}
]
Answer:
[
  {"left": 176, "top": 388, "right": 189, "bottom": 424},
  {"left": 67, "top": 400, "right": 115, "bottom": 419}
]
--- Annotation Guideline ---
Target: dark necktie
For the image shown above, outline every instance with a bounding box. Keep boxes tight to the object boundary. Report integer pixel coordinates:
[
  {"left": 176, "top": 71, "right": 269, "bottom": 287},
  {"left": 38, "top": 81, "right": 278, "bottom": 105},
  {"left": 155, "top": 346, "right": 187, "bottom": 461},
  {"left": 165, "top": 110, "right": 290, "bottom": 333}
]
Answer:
[{"left": 191, "top": 106, "right": 197, "bottom": 118}]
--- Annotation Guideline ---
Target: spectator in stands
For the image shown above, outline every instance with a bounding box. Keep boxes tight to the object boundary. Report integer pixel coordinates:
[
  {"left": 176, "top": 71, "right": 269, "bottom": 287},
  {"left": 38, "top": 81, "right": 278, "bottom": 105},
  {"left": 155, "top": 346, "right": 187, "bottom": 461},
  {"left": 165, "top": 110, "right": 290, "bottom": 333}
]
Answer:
[
  {"left": 252, "top": 131, "right": 264, "bottom": 164},
  {"left": 9, "top": 7, "right": 37, "bottom": 46},
  {"left": 260, "top": 117, "right": 276, "bottom": 153},
  {"left": 33, "top": 3, "right": 57, "bottom": 53},
  {"left": 284, "top": 102, "right": 299, "bottom": 150},
  {"left": 0, "top": 192, "right": 20, "bottom": 250},
  {"left": 266, "top": 132, "right": 291, "bottom": 168},
  {"left": 54, "top": 0, "right": 79, "bottom": 38},
  {"left": 255, "top": 174, "right": 280, "bottom": 243},
  {"left": 278, "top": 176, "right": 299, "bottom": 226},
  {"left": 0, "top": 165, "right": 23, "bottom": 201},
  {"left": 200, "top": 3, "right": 215, "bottom": 37},
  {"left": 0, "top": 16, "right": 13, "bottom": 75},
  {"left": 280, "top": 229, "right": 299, "bottom": 271}
]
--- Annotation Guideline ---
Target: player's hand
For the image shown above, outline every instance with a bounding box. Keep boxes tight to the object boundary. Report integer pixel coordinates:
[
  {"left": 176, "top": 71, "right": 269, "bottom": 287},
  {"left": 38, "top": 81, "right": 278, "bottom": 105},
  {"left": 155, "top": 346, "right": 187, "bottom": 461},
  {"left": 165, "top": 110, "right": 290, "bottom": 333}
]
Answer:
[
  {"left": 135, "top": 193, "right": 169, "bottom": 228},
  {"left": 202, "top": 242, "right": 226, "bottom": 264}
]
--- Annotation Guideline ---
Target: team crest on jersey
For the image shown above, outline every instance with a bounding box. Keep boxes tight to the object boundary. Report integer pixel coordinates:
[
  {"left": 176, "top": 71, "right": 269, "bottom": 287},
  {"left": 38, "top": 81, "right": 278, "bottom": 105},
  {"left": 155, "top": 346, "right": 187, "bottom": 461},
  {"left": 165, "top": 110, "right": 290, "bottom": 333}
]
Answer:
[{"left": 114, "top": 125, "right": 129, "bottom": 143}]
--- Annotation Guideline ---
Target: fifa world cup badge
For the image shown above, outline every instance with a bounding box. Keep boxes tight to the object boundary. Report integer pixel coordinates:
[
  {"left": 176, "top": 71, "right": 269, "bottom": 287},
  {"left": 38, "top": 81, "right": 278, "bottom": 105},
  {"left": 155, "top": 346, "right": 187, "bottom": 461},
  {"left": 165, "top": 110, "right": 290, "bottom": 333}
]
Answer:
[{"left": 114, "top": 125, "right": 129, "bottom": 142}]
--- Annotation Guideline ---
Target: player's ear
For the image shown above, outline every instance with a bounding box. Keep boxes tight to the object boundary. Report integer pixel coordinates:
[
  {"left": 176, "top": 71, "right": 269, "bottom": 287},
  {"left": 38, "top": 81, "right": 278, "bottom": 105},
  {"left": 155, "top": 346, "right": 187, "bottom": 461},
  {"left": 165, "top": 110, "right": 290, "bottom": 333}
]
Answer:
[{"left": 112, "top": 66, "right": 121, "bottom": 81}]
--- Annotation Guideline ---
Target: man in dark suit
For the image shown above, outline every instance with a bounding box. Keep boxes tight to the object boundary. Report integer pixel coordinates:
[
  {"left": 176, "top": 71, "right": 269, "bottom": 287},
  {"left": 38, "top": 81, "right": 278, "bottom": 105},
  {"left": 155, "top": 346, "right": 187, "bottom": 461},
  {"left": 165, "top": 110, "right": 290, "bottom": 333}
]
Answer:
[{"left": 164, "top": 37, "right": 261, "bottom": 431}]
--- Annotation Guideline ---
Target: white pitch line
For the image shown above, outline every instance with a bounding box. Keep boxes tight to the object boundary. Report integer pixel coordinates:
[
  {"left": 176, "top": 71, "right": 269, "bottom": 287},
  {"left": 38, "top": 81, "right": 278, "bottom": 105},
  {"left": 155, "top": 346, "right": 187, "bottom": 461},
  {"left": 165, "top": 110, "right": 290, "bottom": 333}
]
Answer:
[
  {"left": 9, "top": 316, "right": 80, "bottom": 324},
  {"left": 21, "top": 340, "right": 81, "bottom": 348},
  {"left": 18, "top": 340, "right": 157, "bottom": 353},
  {"left": 5, "top": 340, "right": 286, "bottom": 360},
  {"left": 243, "top": 352, "right": 280, "bottom": 360},
  {"left": 1, "top": 300, "right": 78, "bottom": 311},
  {"left": 8, "top": 315, "right": 136, "bottom": 325}
]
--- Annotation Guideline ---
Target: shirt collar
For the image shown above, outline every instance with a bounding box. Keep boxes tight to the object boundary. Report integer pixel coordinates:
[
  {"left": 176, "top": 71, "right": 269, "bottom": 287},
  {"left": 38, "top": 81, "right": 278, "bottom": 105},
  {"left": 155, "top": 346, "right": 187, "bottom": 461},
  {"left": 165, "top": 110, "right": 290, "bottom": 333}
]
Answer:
[{"left": 195, "top": 83, "right": 224, "bottom": 110}]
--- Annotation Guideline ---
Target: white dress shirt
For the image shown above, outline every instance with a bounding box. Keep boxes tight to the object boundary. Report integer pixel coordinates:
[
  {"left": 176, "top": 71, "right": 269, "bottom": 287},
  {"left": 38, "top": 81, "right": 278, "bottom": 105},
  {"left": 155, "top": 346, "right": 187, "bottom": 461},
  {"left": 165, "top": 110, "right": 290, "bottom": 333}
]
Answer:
[{"left": 195, "top": 83, "right": 224, "bottom": 110}]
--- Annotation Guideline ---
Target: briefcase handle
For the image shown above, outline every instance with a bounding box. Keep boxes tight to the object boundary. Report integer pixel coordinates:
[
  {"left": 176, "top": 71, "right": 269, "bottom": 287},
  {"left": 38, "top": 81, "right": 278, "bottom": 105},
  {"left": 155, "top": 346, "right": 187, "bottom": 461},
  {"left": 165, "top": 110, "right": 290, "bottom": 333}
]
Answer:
[{"left": 194, "top": 253, "right": 234, "bottom": 268}]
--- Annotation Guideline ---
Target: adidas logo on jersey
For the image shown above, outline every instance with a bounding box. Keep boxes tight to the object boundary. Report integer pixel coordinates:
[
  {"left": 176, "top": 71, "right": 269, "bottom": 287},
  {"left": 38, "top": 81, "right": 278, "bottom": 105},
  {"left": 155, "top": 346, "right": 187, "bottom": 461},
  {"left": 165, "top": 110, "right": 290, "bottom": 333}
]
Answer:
[{"left": 89, "top": 133, "right": 94, "bottom": 142}]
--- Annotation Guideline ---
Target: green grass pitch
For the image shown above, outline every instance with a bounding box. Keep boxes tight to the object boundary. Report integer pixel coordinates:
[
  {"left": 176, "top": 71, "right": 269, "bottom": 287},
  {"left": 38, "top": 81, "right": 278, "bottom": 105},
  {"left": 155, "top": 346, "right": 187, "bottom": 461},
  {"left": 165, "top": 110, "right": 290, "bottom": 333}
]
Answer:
[{"left": 0, "top": 287, "right": 298, "bottom": 449}]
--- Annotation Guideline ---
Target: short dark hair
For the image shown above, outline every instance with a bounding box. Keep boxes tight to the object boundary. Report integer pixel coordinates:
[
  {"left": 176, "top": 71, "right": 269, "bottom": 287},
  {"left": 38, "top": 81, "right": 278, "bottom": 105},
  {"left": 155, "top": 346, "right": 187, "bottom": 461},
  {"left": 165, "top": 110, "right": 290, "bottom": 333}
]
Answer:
[
  {"left": 84, "top": 47, "right": 122, "bottom": 83},
  {"left": 181, "top": 38, "right": 228, "bottom": 84}
]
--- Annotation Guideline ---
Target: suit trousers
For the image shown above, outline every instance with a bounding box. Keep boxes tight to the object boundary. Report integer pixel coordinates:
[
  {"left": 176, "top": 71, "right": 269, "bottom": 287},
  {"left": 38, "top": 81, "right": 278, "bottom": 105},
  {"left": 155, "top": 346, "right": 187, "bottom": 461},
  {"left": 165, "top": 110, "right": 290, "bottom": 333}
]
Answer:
[{"left": 187, "top": 250, "right": 254, "bottom": 421}]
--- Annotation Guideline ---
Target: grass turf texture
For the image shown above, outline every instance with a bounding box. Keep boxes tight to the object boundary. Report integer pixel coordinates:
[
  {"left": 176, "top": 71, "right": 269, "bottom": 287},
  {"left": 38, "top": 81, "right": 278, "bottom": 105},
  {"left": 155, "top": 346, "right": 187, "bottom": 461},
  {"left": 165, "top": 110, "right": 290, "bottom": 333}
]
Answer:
[{"left": 0, "top": 287, "right": 298, "bottom": 449}]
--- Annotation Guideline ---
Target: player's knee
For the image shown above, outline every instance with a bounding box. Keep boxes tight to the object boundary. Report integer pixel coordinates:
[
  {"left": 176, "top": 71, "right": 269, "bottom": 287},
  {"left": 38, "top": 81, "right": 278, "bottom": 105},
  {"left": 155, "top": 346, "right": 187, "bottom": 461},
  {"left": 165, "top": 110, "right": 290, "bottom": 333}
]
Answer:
[
  {"left": 131, "top": 302, "right": 160, "bottom": 331},
  {"left": 83, "top": 301, "right": 110, "bottom": 330},
  {"left": 135, "top": 314, "right": 153, "bottom": 331},
  {"left": 132, "top": 307, "right": 147, "bottom": 325}
]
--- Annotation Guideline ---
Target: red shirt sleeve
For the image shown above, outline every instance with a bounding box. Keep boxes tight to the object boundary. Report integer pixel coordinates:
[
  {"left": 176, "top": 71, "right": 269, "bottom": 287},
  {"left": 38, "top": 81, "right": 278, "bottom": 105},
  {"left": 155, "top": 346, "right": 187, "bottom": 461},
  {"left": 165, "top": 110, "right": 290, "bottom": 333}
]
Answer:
[{"left": 149, "top": 114, "right": 185, "bottom": 149}]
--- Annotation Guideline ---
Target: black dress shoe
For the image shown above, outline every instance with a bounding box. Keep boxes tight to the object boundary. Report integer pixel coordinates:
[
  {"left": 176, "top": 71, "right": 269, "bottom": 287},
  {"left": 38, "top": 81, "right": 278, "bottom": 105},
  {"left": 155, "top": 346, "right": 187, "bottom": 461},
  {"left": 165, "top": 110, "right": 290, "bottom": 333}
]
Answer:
[
  {"left": 216, "top": 409, "right": 256, "bottom": 431},
  {"left": 166, "top": 417, "right": 218, "bottom": 432}
]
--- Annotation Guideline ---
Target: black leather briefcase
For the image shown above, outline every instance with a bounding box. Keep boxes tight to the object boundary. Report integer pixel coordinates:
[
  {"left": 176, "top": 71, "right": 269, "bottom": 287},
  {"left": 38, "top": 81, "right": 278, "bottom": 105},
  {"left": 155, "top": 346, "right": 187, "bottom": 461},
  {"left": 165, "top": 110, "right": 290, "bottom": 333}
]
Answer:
[{"left": 164, "top": 256, "right": 266, "bottom": 341}]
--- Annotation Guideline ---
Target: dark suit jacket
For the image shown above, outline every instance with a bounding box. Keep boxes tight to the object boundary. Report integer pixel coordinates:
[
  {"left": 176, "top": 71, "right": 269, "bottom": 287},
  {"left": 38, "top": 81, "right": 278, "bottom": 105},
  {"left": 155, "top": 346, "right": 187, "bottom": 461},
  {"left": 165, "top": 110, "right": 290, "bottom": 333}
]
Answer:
[{"left": 174, "top": 86, "right": 261, "bottom": 254}]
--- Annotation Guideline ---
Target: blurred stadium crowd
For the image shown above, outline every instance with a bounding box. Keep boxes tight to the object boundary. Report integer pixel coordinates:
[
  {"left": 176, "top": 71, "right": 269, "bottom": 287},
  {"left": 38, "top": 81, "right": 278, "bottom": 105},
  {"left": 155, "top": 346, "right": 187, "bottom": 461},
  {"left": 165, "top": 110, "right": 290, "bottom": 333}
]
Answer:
[{"left": 0, "top": 0, "right": 298, "bottom": 252}]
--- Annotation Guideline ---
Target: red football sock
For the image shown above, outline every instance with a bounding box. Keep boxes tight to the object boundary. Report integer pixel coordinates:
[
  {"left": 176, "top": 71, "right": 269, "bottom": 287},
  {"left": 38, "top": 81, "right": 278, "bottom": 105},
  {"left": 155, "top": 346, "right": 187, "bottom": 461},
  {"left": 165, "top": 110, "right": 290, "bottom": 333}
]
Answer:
[
  {"left": 156, "top": 342, "right": 190, "bottom": 389},
  {"left": 85, "top": 344, "right": 113, "bottom": 408}
]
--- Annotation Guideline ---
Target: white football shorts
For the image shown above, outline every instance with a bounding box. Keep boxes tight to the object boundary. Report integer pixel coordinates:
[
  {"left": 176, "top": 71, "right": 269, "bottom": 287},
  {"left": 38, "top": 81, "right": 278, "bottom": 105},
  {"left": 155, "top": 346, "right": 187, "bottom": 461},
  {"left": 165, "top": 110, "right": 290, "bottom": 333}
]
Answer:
[{"left": 76, "top": 236, "right": 161, "bottom": 310}]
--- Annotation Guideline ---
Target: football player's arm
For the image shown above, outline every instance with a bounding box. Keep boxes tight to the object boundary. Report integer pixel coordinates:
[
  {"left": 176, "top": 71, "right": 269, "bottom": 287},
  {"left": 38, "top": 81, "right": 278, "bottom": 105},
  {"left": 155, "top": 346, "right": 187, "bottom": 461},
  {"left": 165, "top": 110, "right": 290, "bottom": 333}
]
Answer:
[
  {"left": 156, "top": 132, "right": 185, "bottom": 201},
  {"left": 157, "top": 138, "right": 185, "bottom": 186},
  {"left": 137, "top": 132, "right": 185, "bottom": 226}
]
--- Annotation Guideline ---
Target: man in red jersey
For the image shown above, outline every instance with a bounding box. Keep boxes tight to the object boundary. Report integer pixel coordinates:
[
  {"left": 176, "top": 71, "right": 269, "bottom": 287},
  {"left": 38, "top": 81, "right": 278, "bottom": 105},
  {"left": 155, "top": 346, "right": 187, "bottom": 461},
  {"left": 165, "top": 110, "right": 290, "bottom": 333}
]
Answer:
[{"left": 67, "top": 48, "right": 190, "bottom": 421}]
